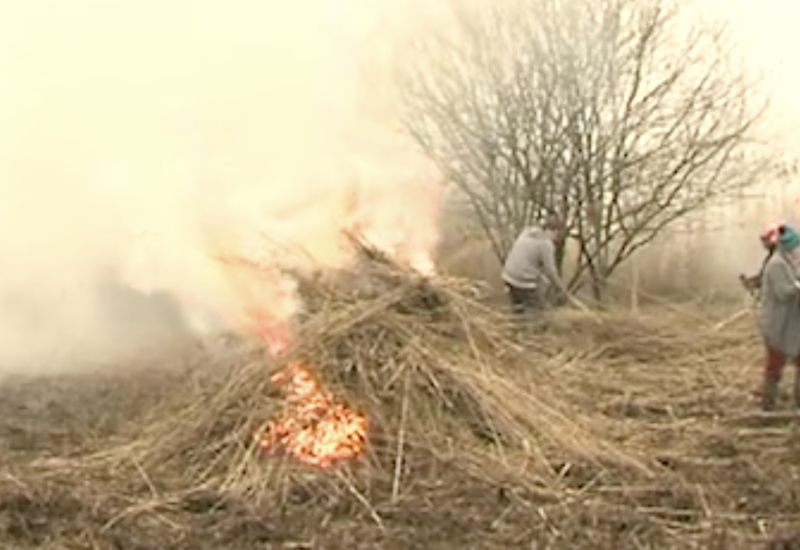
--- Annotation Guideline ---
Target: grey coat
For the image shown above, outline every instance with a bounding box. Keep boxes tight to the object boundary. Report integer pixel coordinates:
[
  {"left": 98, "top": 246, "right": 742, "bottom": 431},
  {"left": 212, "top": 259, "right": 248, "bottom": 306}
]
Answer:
[
  {"left": 502, "top": 227, "right": 559, "bottom": 289},
  {"left": 759, "top": 251, "right": 800, "bottom": 358}
]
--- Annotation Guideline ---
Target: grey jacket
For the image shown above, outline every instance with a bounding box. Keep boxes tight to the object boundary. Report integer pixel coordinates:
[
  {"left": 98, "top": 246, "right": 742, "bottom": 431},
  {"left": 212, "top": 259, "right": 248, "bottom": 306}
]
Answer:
[
  {"left": 502, "top": 227, "right": 560, "bottom": 289},
  {"left": 759, "top": 251, "right": 800, "bottom": 358}
]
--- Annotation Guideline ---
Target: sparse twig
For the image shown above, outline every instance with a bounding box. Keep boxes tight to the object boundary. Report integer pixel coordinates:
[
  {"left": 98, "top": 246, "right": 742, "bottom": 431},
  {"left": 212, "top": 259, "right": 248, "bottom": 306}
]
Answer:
[
  {"left": 391, "top": 370, "right": 410, "bottom": 504},
  {"left": 335, "top": 469, "right": 385, "bottom": 530}
]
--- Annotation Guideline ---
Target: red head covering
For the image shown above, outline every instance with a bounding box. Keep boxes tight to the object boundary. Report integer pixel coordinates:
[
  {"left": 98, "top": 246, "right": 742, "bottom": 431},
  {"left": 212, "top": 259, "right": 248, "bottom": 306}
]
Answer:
[{"left": 760, "top": 222, "right": 783, "bottom": 249}]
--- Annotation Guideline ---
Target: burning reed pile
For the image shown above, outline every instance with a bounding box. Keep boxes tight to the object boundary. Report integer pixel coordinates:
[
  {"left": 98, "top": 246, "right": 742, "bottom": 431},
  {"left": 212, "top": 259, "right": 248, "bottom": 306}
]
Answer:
[{"left": 129, "top": 250, "right": 649, "bottom": 508}]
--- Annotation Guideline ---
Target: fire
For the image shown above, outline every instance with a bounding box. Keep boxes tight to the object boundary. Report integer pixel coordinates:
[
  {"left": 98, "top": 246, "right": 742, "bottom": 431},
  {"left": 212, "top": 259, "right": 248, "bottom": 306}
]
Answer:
[
  {"left": 249, "top": 316, "right": 291, "bottom": 357},
  {"left": 256, "top": 361, "right": 367, "bottom": 468},
  {"left": 207, "top": 247, "right": 368, "bottom": 467}
]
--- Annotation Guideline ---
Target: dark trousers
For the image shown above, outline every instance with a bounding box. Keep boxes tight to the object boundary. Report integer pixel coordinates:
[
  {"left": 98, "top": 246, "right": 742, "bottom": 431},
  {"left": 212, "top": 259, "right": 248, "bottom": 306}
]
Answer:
[{"left": 505, "top": 283, "right": 544, "bottom": 314}]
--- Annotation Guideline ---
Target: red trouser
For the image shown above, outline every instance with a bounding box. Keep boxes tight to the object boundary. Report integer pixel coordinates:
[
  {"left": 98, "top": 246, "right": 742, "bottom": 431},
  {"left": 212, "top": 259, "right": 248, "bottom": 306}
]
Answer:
[{"left": 764, "top": 344, "right": 800, "bottom": 380}]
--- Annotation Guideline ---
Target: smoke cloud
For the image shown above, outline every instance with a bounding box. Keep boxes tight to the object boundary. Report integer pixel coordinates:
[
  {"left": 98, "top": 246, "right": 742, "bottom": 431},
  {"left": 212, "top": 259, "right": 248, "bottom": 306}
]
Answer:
[{"left": 0, "top": 0, "right": 441, "bottom": 373}]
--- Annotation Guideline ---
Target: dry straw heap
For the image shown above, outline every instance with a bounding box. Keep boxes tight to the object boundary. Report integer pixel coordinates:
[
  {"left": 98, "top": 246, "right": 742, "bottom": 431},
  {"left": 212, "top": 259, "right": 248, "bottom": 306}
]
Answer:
[{"left": 128, "top": 241, "right": 652, "bottom": 511}]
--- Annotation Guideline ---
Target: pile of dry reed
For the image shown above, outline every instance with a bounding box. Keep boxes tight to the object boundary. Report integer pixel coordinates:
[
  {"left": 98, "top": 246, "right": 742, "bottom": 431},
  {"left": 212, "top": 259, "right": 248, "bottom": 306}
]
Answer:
[{"left": 120, "top": 244, "right": 651, "bottom": 508}]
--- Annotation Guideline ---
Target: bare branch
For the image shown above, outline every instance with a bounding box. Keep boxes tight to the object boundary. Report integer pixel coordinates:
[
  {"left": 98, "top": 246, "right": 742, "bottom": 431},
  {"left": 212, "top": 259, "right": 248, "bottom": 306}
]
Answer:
[{"left": 396, "top": 0, "right": 772, "bottom": 296}]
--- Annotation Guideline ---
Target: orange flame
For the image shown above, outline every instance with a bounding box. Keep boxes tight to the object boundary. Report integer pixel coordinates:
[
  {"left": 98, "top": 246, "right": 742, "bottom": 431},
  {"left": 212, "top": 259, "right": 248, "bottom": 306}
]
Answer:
[
  {"left": 256, "top": 361, "right": 367, "bottom": 468},
  {"left": 209, "top": 249, "right": 367, "bottom": 467},
  {"left": 249, "top": 315, "right": 291, "bottom": 357}
]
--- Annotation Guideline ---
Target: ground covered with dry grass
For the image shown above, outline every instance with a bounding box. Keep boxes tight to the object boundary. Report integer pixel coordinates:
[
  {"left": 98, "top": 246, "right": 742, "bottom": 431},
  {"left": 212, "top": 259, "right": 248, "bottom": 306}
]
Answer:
[{"left": 0, "top": 266, "right": 797, "bottom": 550}]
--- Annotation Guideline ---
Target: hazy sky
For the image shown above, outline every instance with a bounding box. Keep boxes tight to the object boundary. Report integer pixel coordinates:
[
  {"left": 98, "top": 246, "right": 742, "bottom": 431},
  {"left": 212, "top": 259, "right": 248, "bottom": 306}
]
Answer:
[{"left": 711, "top": 0, "right": 800, "bottom": 141}]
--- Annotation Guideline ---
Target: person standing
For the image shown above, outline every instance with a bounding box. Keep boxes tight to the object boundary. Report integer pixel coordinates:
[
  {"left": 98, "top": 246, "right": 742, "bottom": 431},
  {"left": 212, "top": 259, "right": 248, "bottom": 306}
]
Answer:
[
  {"left": 501, "top": 216, "right": 571, "bottom": 314},
  {"left": 758, "top": 223, "right": 800, "bottom": 410}
]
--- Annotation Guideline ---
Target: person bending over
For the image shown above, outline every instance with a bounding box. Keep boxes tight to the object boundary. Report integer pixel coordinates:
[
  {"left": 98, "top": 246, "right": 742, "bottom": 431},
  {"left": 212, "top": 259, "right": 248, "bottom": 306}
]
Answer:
[{"left": 502, "top": 216, "right": 570, "bottom": 314}]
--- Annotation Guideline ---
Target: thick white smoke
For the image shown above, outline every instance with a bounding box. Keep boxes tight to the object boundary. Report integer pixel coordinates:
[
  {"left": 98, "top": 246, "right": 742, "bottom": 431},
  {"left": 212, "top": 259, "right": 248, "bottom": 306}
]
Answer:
[{"left": 0, "top": 0, "right": 441, "bottom": 372}]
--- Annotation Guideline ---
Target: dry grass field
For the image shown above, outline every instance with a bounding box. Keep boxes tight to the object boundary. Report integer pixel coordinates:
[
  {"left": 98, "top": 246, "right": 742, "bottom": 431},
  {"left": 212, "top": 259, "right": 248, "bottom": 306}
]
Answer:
[{"left": 0, "top": 259, "right": 795, "bottom": 550}]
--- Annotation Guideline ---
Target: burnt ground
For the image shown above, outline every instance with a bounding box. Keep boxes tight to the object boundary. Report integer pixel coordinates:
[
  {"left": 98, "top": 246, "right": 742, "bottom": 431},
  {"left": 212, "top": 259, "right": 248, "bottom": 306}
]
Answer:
[{"left": 0, "top": 310, "right": 798, "bottom": 549}]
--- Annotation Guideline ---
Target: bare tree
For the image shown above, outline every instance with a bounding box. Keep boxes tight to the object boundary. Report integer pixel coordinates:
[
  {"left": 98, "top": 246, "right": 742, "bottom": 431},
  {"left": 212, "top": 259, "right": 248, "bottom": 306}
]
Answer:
[{"left": 397, "top": 0, "right": 773, "bottom": 300}]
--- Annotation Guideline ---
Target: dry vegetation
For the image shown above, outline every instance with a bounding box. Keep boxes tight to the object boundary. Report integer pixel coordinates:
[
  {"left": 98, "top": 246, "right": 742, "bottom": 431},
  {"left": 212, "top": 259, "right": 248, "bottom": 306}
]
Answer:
[{"left": 0, "top": 254, "right": 797, "bottom": 550}]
